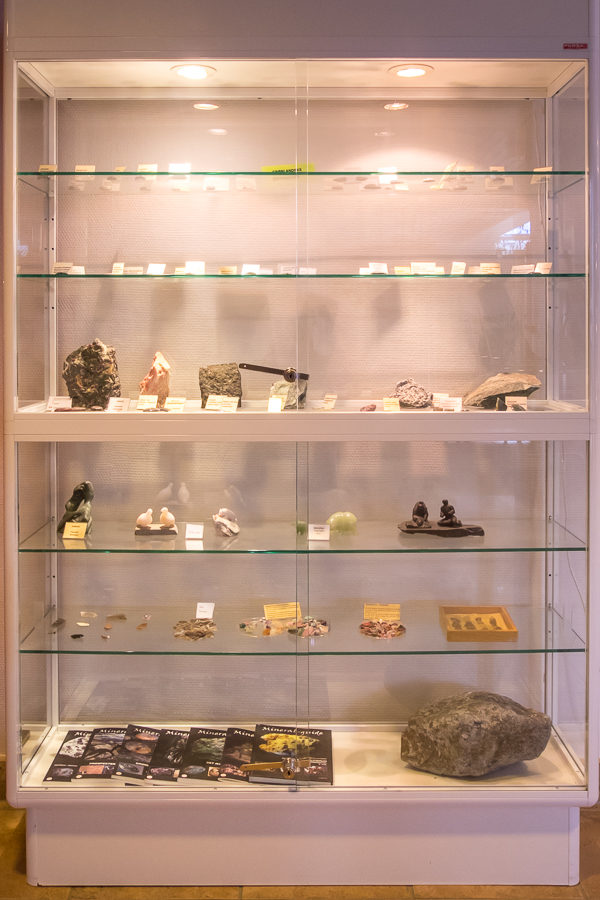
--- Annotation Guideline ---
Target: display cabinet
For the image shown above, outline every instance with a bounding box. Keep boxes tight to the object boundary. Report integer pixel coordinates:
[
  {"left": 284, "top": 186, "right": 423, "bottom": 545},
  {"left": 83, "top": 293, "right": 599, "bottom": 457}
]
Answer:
[{"left": 4, "top": 49, "right": 597, "bottom": 886}]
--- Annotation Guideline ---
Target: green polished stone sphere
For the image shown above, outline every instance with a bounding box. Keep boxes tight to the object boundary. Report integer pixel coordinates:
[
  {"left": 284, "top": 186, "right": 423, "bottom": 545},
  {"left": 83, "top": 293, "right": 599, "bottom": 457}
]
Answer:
[{"left": 326, "top": 511, "right": 358, "bottom": 533}]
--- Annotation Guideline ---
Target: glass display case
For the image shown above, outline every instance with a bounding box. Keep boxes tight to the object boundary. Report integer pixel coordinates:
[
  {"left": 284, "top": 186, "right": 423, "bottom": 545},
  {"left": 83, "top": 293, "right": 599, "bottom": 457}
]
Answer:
[{"left": 4, "top": 53, "right": 596, "bottom": 886}]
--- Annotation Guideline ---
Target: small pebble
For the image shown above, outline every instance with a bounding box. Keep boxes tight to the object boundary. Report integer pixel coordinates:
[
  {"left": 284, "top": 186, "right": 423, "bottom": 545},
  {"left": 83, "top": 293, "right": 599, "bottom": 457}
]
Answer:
[
  {"left": 70, "top": 633, "right": 84, "bottom": 639},
  {"left": 360, "top": 404, "right": 376, "bottom": 412}
]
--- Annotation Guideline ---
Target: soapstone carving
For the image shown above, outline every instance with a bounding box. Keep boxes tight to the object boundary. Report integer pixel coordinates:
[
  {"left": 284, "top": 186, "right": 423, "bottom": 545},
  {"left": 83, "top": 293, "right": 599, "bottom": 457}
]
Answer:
[
  {"left": 136, "top": 509, "right": 153, "bottom": 530},
  {"left": 56, "top": 481, "right": 95, "bottom": 533},
  {"left": 399, "top": 499, "right": 484, "bottom": 537},
  {"left": 139, "top": 351, "right": 171, "bottom": 408},
  {"left": 198, "top": 363, "right": 242, "bottom": 408},
  {"left": 62, "top": 338, "right": 121, "bottom": 409},
  {"left": 326, "top": 511, "right": 358, "bottom": 533},
  {"left": 213, "top": 508, "right": 240, "bottom": 536},
  {"left": 393, "top": 378, "right": 432, "bottom": 408},
  {"left": 400, "top": 690, "right": 551, "bottom": 777},
  {"left": 462, "top": 372, "right": 541, "bottom": 409},
  {"left": 160, "top": 507, "right": 176, "bottom": 529}
]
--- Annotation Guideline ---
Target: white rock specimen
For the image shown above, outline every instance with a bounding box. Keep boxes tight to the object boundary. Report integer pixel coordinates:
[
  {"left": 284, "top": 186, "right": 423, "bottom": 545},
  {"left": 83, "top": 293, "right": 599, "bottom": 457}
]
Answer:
[
  {"left": 463, "top": 372, "right": 541, "bottom": 408},
  {"left": 213, "top": 508, "right": 240, "bottom": 536},
  {"left": 139, "top": 351, "right": 171, "bottom": 408},
  {"left": 401, "top": 690, "right": 551, "bottom": 777},
  {"left": 136, "top": 508, "right": 153, "bottom": 529},
  {"left": 393, "top": 378, "right": 432, "bottom": 408}
]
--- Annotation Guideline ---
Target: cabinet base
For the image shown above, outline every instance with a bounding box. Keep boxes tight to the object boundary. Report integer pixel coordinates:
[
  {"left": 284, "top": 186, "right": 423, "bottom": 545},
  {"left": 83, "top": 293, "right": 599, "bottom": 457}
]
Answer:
[{"left": 26, "top": 800, "right": 579, "bottom": 886}]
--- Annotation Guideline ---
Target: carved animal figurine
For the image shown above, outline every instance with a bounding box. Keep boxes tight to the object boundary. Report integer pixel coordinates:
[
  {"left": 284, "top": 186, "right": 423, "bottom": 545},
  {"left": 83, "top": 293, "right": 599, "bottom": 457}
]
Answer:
[
  {"left": 139, "top": 351, "right": 171, "bottom": 408},
  {"left": 136, "top": 508, "right": 153, "bottom": 530},
  {"left": 213, "top": 508, "right": 240, "bottom": 536},
  {"left": 160, "top": 507, "right": 176, "bottom": 530},
  {"left": 57, "top": 481, "right": 95, "bottom": 533}
]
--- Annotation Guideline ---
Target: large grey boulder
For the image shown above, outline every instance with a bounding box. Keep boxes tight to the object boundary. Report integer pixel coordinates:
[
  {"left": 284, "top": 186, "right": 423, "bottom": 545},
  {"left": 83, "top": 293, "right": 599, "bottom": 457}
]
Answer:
[
  {"left": 401, "top": 691, "right": 551, "bottom": 777},
  {"left": 463, "top": 372, "right": 541, "bottom": 408},
  {"left": 62, "top": 338, "right": 121, "bottom": 409}
]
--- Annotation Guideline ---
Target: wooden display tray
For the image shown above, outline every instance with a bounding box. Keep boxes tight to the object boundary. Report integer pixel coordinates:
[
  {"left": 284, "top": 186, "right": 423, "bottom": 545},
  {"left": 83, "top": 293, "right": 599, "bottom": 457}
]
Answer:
[
  {"left": 134, "top": 524, "right": 178, "bottom": 536},
  {"left": 439, "top": 605, "right": 518, "bottom": 642}
]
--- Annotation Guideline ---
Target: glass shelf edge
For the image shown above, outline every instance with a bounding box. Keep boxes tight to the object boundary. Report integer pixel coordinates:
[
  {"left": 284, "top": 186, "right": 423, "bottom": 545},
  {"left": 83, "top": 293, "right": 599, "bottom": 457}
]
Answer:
[
  {"left": 18, "top": 647, "right": 586, "bottom": 657},
  {"left": 17, "top": 170, "right": 587, "bottom": 177},
  {"left": 17, "top": 273, "right": 586, "bottom": 279}
]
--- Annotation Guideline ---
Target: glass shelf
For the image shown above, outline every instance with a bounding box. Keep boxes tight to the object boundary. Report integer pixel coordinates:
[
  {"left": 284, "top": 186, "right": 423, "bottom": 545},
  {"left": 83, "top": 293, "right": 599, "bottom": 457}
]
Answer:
[
  {"left": 16, "top": 272, "right": 585, "bottom": 279},
  {"left": 19, "top": 519, "right": 587, "bottom": 554},
  {"left": 19, "top": 602, "right": 585, "bottom": 657},
  {"left": 18, "top": 170, "right": 586, "bottom": 177}
]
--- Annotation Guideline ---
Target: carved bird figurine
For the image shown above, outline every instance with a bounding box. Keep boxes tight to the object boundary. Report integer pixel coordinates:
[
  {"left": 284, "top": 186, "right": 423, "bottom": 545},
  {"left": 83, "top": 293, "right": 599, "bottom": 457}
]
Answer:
[
  {"left": 177, "top": 482, "right": 190, "bottom": 505},
  {"left": 136, "top": 508, "right": 153, "bottom": 529},
  {"left": 160, "top": 507, "right": 176, "bottom": 529},
  {"left": 156, "top": 482, "right": 174, "bottom": 503}
]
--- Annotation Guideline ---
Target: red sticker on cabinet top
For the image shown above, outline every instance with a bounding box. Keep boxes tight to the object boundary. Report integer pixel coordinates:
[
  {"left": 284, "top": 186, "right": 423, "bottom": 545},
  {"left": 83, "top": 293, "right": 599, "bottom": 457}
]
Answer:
[{"left": 563, "top": 42, "right": 588, "bottom": 49}]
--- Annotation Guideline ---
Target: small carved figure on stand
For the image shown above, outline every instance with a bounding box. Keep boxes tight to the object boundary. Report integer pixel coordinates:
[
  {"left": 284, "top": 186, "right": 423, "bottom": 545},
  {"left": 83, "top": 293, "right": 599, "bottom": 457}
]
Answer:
[
  {"left": 160, "top": 507, "right": 176, "bottom": 530},
  {"left": 438, "top": 499, "right": 462, "bottom": 528},
  {"left": 136, "top": 509, "right": 153, "bottom": 530},
  {"left": 57, "top": 481, "right": 95, "bottom": 533},
  {"left": 411, "top": 501, "right": 431, "bottom": 529}
]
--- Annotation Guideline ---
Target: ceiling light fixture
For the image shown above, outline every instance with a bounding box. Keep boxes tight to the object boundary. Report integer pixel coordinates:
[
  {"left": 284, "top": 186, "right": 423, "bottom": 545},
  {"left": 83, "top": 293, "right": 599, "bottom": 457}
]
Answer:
[
  {"left": 208, "top": 128, "right": 228, "bottom": 135},
  {"left": 172, "top": 64, "right": 216, "bottom": 80},
  {"left": 384, "top": 102, "right": 409, "bottom": 111},
  {"left": 390, "top": 64, "right": 434, "bottom": 78},
  {"left": 193, "top": 103, "right": 220, "bottom": 110}
]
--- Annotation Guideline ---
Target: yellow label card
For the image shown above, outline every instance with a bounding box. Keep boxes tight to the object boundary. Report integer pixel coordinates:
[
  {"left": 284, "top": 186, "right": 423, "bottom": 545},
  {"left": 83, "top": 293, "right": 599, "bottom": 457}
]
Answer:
[
  {"left": 363, "top": 603, "right": 401, "bottom": 622},
  {"left": 383, "top": 397, "right": 400, "bottom": 412},
  {"left": 164, "top": 397, "right": 186, "bottom": 412},
  {"left": 261, "top": 163, "right": 315, "bottom": 173},
  {"left": 63, "top": 522, "right": 88, "bottom": 540},
  {"left": 264, "top": 602, "right": 302, "bottom": 620},
  {"left": 136, "top": 394, "right": 158, "bottom": 410},
  {"left": 38, "top": 164, "right": 57, "bottom": 172}
]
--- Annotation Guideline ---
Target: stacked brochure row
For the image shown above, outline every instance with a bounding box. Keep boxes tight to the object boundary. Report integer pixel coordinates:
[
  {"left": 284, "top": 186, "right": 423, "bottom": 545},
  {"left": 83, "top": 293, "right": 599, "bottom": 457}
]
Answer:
[{"left": 43, "top": 724, "right": 333, "bottom": 786}]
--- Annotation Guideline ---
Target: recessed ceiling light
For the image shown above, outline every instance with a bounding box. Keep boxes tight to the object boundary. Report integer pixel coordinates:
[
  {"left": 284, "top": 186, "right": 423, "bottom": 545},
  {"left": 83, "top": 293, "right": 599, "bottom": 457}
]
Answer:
[
  {"left": 389, "top": 64, "right": 434, "bottom": 78},
  {"left": 193, "top": 102, "right": 220, "bottom": 110},
  {"left": 208, "top": 128, "right": 228, "bottom": 135},
  {"left": 172, "top": 64, "right": 216, "bottom": 80},
  {"left": 384, "top": 102, "right": 409, "bottom": 111}
]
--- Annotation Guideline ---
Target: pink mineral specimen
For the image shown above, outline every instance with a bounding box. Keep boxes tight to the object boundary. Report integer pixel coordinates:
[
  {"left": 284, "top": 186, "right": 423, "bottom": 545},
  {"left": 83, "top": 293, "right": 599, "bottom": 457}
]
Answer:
[{"left": 139, "top": 351, "right": 171, "bottom": 408}]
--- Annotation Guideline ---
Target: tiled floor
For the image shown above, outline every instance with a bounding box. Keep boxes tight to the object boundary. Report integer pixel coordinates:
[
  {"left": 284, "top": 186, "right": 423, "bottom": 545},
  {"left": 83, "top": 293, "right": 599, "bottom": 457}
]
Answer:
[{"left": 1, "top": 764, "right": 599, "bottom": 900}]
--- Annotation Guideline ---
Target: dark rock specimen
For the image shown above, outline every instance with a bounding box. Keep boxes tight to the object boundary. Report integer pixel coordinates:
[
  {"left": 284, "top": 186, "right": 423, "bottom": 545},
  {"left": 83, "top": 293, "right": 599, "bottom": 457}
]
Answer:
[
  {"left": 198, "top": 363, "right": 242, "bottom": 408},
  {"left": 393, "top": 378, "right": 432, "bottom": 408},
  {"left": 463, "top": 372, "right": 541, "bottom": 409},
  {"left": 401, "top": 690, "right": 551, "bottom": 777},
  {"left": 62, "top": 339, "right": 121, "bottom": 409},
  {"left": 57, "top": 481, "right": 94, "bottom": 534}
]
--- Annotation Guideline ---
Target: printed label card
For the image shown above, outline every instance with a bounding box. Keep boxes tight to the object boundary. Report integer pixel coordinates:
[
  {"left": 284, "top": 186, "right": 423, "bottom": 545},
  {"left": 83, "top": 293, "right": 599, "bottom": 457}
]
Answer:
[
  {"left": 186, "top": 523, "right": 205, "bottom": 540},
  {"left": 47, "top": 396, "right": 72, "bottom": 411},
  {"left": 136, "top": 394, "right": 158, "bottom": 410},
  {"left": 308, "top": 524, "right": 330, "bottom": 541},
  {"left": 163, "top": 397, "right": 186, "bottom": 413},
  {"left": 383, "top": 397, "right": 400, "bottom": 412},
  {"left": 38, "top": 164, "right": 57, "bottom": 173},
  {"left": 205, "top": 395, "right": 239, "bottom": 412},
  {"left": 451, "top": 261, "right": 467, "bottom": 275},
  {"left": 107, "top": 397, "right": 130, "bottom": 412},
  {"left": 111, "top": 262, "right": 125, "bottom": 275},
  {"left": 363, "top": 603, "right": 401, "bottom": 622},
  {"left": 146, "top": 263, "right": 166, "bottom": 276},
  {"left": 52, "top": 262, "right": 74, "bottom": 275},
  {"left": 195, "top": 602, "right": 215, "bottom": 618},
  {"left": 264, "top": 602, "right": 302, "bottom": 620},
  {"left": 267, "top": 396, "right": 284, "bottom": 413},
  {"left": 63, "top": 522, "right": 88, "bottom": 540}
]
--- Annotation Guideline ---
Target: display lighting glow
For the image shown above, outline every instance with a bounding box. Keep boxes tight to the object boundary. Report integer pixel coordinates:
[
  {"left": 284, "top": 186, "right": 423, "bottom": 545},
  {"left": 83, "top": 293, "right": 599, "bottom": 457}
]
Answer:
[
  {"left": 193, "top": 103, "right": 220, "bottom": 110},
  {"left": 391, "top": 64, "right": 434, "bottom": 78},
  {"left": 209, "top": 128, "right": 228, "bottom": 135},
  {"left": 384, "top": 102, "right": 409, "bottom": 110},
  {"left": 172, "top": 65, "right": 215, "bottom": 80}
]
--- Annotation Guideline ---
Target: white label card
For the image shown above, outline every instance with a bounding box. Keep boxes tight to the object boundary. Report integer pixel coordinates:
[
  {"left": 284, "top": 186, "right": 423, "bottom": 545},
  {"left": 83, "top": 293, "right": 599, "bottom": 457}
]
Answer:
[
  {"left": 185, "top": 261, "right": 205, "bottom": 275},
  {"left": 47, "top": 396, "right": 72, "bottom": 411},
  {"left": 410, "top": 262, "right": 437, "bottom": 275},
  {"left": 511, "top": 264, "right": 535, "bottom": 275},
  {"left": 451, "top": 262, "right": 467, "bottom": 275},
  {"left": 124, "top": 266, "right": 144, "bottom": 275},
  {"left": 111, "top": 262, "right": 125, "bottom": 275},
  {"left": 322, "top": 393, "right": 338, "bottom": 410},
  {"left": 196, "top": 602, "right": 215, "bottom": 618},
  {"left": 147, "top": 263, "right": 166, "bottom": 276},
  {"left": 298, "top": 267, "right": 317, "bottom": 275},
  {"left": 68, "top": 266, "right": 86, "bottom": 275},
  {"left": 383, "top": 397, "right": 400, "bottom": 412},
  {"left": 169, "top": 163, "right": 191, "bottom": 174},
  {"left": 241, "top": 264, "right": 261, "bottom": 275},
  {"left": 107, "top": 397, "right": 130, "bottom": 412},
  {"left": 480, "top": 262, "right": 502, "bottom": 275},
  {"left": 164, "top": 396, "right": 186, "bottom": 413},
  {"left": 205, "top": 395, "right": 239, "bottom": 412},
  {"left": 136, "top": 394, "right": 158, "bottom": 410},
  {"left": 437, "top": 397, "right": 463, "bottom": 412},
  {"left": 368, "top": 262, "right": 388, "bottom": 274},
  {"left": 52, "top": 262, "right": 73, "bottom": 275},
  {"left": 308, "top": 523, "right": 330, "bottom": 541},
  {"left": 535, "top": 262, "right": 553, "bottom": 275},
  {"left": 186, "top": 523, "right": 205, "bottom": 540},
  {"left": 137, "top": 164, "right": 158, "bottom": 179},
  {"left": 268, "top": 396, "right": 284, "bottom": 412},
  {"left": 75, "top": 165, "right": 95, "bottom": 172}
]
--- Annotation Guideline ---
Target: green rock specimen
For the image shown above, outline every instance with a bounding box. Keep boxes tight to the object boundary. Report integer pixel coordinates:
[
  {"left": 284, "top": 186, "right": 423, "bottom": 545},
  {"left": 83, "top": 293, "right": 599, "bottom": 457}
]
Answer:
[
  {"left": 327, "top": 511, "right": 358, "bottom": 533},
  {"left": 62, "top": 338, "right": 121, "bottom": 409}
]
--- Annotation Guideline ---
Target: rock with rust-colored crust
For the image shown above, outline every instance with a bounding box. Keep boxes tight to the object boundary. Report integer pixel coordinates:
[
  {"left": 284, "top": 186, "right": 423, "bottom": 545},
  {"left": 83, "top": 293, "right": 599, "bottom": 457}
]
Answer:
[
  {"left": 401, "top": 690, "right": 551, "bottom": 777},
  {"left": 463, "top": 372, "right": 541, "bottom": 409},
  {"left": 62, "top": 339, "right": 121, "bottom": 409},
  {"left": 198, "top": 363, "right": 242, "bottom": 408}
]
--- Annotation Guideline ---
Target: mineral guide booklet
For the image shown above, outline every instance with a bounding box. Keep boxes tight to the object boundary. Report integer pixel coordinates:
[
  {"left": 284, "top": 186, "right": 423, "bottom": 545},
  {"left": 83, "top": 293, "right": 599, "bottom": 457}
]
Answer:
[
  {"left": 43, "top": 730, "right": 93, "bottom": 782},
  {"left": 146, "top": 728, "right": 190, "bottom": 782},
  {"left": 114, "top": 724, "right": 162, "bottom": 780},
  {"left": 248, "top": 725, "right": 333, "bottom": 785},
  {"left": 219, "top": 727, "right": 254, "bottom": 782},
  {"left": 179, "top": 727, "right": 227, "bottom": 780},
  {"left": 75, "top": 726, "right": 127, "bottom": 778}
]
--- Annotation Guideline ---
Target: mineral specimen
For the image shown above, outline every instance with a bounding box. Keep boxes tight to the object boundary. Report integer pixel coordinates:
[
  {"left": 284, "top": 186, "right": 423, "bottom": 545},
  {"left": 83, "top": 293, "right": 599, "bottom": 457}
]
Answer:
[
  {"left": 360, "top": 403, "right": 376, "bottom": 412},
  {"left": 400, "top": 690, "right": 551, "bottom": 777},
  {"left": 62, "top": 339, "right": 121, "bottom": 409},
  {"left": 173, "top": 618, "right": 217, "bottom": 640},
  {"left": 213, "top": 508, "right": 239, "bottom": 536},
  {"left": 360, "top": 620, "right": 406, "bottom": 639},
  {"left": 139, "top": 351, "right": 171, "bottom": 408},
  {"left": 393, "top": 378, "right": 432, "bottom": 408},
  {"left": 239, "top": 617, "right": 291, "bottom": 637},
  {"left": 463, "top": 372, "right": 541, "bottom": 409},
  {"left": 56, "top": 481, "right": 94, "bottom": 533},
  {"left": 198, "top": 363, "right": 242, "bottom": 407},
  {"left": 327, "top": 511, "right": 358, "bottom": 533},
  {"left": 288, "top": 617, "right": 329, "bottom": 637},
  {"left": 270, "top": 378, "right": 308, "bottom": 409}
]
